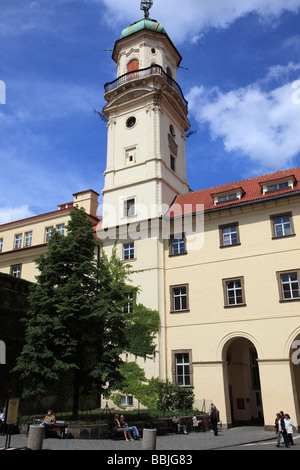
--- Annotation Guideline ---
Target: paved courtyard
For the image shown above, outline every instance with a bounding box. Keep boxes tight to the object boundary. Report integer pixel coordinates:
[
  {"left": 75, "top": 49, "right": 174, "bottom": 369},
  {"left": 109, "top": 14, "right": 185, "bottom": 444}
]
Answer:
[{"left": 1, "top": 426, "right": 276, "bottom": 451}]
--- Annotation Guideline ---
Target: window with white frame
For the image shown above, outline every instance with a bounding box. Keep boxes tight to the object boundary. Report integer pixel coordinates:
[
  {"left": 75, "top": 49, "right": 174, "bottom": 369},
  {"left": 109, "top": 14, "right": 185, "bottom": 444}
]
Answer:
[
  {"left": 170, "top": 284, "right": 189, "bottom": 312},
  {"left": 260, "top": 177, "right": 295, "bottom": 194},
  {"left": 175, "top": 352, "right": 191, "bottom": 386},
  {"left": 11, "top": 265, "right": 21, "bottom": 278},
  {"left": 271, "top": 213, "right": 294, "bottom": 238},
  {"left": 24, "top": 231, "right": 33, "bottom": 247},
  {"left": 219, "top": 223, "right": 239, "bottom": 247},
  {"left": 213, "top": 189, "right": 243, "bottom": 205},
  {"left": 0, "top": 238, "right": 3, "bottom": 252},
  {"left": 45, "top": 227, "right": 54, "bottom": 242},
  {"left": 170, "top": 235, "right": 185, "bottom": 255},
  {"left": 14, "top": 234, "right": 22, "bottom": 249},
  {"left": 267, "top": 182, "right": 289, "bottom": 192},
  {"left": 218, "top": 193, "right": 238, "bottom": 202},
  {"left": 123, "top": 292, "right": 134, "bottom": 313},
  {"left": 277, "top": 271, "right": 300, "bottom": 301},
  {"left": 120, "top": 395, "right": 134, "bottom": 407},
  {"left": 56, "top": 224, "right": 65, "bottom": 235},
  {"left": 223, "top": 277, "right": 246, "bottom": 307},
  {"left": 123, "top": 242, "right": 134, "bottom": 260}
]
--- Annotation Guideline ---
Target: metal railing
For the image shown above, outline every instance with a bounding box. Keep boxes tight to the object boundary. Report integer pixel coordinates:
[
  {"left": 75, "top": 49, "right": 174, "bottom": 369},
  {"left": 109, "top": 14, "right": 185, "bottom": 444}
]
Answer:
[{"left": 104, "top": 65, "right": 188, "bottom": 109}]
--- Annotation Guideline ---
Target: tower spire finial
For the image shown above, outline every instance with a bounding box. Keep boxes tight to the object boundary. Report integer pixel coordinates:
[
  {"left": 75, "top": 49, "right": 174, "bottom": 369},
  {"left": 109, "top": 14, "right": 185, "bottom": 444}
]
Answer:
[{"left": 140, "top": 0, "right": 153, "bottom": 18}]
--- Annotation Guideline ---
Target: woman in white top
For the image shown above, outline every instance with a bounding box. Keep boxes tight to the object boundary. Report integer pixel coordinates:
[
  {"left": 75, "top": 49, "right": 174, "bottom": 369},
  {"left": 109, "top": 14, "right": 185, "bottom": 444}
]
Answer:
[{"left": 284, "top": 414, "right": 298, "bottom": 446}]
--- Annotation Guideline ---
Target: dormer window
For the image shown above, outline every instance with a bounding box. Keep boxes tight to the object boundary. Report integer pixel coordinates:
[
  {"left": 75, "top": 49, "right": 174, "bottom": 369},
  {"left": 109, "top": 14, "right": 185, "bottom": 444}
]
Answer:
[
  {"left": 218, "top": 193, "right": 239, "bottom": 203},
  {"left": 260, "top": 176, "right": 296, "bottom": 194},
  {"left": 267, "top": 182, "right": 289, "bottom": 192},
  {"left": 212, "top": 189, "right": 243, "bottom": 205}
]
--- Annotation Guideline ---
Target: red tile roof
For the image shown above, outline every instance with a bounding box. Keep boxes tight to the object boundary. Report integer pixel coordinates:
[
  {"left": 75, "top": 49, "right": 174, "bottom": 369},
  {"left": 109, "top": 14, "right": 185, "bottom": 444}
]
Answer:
[{"left": 167, "top": 167, "right": 300, "bottom": 218}]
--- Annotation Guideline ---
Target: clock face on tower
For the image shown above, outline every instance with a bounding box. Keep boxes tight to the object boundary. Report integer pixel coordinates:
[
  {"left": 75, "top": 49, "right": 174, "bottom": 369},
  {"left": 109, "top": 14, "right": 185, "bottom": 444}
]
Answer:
[{"left": 140, "top": 0, "right": 153, "bottom": 18}]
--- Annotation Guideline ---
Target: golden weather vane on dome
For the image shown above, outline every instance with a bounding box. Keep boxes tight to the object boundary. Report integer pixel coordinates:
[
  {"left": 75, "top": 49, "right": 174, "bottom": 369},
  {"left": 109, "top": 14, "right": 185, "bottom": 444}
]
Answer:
[{"left": 140, "top": 0, "right": 153, "bottom": 18}]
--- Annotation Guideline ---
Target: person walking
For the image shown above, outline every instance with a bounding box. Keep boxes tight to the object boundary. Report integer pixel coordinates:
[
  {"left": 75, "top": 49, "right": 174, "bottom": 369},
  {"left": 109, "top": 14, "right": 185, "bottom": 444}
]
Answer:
[
  {"left": 276, "top": 411, "right": 289, "bottom": 447},
  {"left": 210, "top": 404, "right": 219, "bottom": 436},
  {"left": 284, "top": 414, "right": 298, "bottom": 446}
]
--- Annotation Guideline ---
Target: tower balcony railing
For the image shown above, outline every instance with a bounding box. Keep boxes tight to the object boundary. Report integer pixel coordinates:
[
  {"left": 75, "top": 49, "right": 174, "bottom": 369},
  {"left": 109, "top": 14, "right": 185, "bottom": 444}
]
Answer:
[{"left": 104, "top": 64, "right": 188, "bottom": 109}]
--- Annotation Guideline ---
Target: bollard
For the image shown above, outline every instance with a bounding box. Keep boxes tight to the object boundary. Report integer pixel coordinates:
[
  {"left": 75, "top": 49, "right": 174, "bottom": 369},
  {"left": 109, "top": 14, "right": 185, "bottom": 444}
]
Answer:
[
  {"left": 142, "top": 428, "right": 157, "bottom": 450},
  {"left": 27, "top": 425, "right": 44, "bottom": 450}
]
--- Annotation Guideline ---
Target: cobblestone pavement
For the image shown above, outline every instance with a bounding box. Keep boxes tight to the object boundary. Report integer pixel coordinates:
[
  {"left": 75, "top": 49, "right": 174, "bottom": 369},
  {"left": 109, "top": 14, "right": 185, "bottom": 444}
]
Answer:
[{"left": 0, "top": 427, "right": 276, "bottom": 451}]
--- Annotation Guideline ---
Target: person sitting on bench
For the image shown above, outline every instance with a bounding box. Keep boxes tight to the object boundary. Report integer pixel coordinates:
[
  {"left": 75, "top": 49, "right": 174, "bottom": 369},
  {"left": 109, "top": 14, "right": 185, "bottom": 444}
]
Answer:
[
  {"left": 114, "top": 414, "right": 133, "bottom": 441},
  {"left": 120, "top": 415, "right": 141, "bottom": 440},
  {"left": 40, "top": 410, "right": 55, "bottom": 438}
]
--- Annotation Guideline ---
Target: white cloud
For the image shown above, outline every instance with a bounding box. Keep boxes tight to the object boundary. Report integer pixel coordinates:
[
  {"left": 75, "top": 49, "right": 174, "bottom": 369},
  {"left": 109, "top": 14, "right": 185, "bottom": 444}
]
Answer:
[
  {"left": 97, "top": 0, "right": 300, "bottom": 43},
  {"left": 187, "top": 66, "right": 300, "bottom": 171},
  {"left": 0, "top": 205, "right": 36, "bottom": 225}
]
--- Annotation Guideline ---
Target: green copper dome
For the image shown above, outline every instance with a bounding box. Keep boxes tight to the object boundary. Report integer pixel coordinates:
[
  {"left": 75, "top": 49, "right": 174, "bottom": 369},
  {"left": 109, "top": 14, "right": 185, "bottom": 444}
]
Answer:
[{"left": 120, "top": 18, "right": 168, "bottom": 39}]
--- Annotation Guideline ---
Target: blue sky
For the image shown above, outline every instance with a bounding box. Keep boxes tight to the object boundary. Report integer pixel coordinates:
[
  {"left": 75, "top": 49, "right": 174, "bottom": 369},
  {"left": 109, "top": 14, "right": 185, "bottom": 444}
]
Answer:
[{"left": 1, "top": 0, "right": 300, "bottom": 223}]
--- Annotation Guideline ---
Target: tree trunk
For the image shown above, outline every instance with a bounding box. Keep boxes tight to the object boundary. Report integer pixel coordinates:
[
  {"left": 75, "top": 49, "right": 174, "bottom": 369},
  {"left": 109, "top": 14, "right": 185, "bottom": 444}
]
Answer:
[{"left": 72, "top": 370, "right": 80, "bottom": 419}]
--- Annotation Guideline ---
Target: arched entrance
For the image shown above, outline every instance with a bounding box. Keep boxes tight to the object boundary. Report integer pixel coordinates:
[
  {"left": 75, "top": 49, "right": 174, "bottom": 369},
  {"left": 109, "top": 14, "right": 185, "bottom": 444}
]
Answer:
[
  {"left": 288, "top": 332, "right": 300, "bottom": 425},
  {"left": 222, "top": 337, "right": 264, "bottom": 426}
]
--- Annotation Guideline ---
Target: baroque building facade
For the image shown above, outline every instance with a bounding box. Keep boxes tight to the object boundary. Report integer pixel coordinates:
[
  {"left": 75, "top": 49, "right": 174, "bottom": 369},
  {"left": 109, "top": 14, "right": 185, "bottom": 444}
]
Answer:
[{"left": 1, "top": 15, "right": 300, "bottom": 430}]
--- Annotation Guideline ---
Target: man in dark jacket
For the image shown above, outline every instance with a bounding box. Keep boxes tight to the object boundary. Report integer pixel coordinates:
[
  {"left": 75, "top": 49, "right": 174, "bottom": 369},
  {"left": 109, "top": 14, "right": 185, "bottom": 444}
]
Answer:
[{"left": 210, "top": 404, "right": 219, "bottom": 436}]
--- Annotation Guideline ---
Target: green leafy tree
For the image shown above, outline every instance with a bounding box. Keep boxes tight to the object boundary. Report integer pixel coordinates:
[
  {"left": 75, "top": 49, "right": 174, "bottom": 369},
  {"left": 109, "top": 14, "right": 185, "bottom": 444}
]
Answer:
[
  {"left": 157, "top": 380, "right": 194, "bottom": 412},
  {"left": 110, "top": 362, "right": 159, "bottom": 409},
  {"left": 14, "top": 207, "right": 159, "bottom": 418}
]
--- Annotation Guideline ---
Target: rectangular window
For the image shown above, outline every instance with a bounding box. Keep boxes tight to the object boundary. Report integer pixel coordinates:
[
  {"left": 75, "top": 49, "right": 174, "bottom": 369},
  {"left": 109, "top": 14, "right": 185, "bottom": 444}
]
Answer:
[
  {"left": 124, "top": 198, "right": 135, "bottom": 217},
  {"left": 123, "top": 242, "right": 134, "bottom": 260},
  {"left": 14, "top": 234, "right": 22, "bottom": 249},
  {"left": 56, "top": 224, "right": 65, "bottom": 235},
  {"left": 45, "top": 227, "right": 54, "bottom": 242},
  {"left": 175, "top": 353, "right": 190, "bottom": 386},
  {"left": 123, "top": 292, "right": 134, "bottom": 313},
  {"left": 218, "top": 193, "right": 238, "bottom": 202},
  {"left": 277, "top": 271, "right": 300, "bottom": 301},
  {"left": 271, "top": 213, "right": 294, "bottom": 238},
  {"left": 170, "top": 235, "right": 185, "bottom": 255},
  {"left": 120, "top": 395, "right": 134, "bottom": 407},
  {"left": 11, "top": 265, "right": 21, "bottom": 278},
  {"left": 24, "top": 231, "right": 32, "bottom": 247},
  {"left": 170, "top": 284, "right": 189, "bottom": 312},
  {"left": 171, "top": 350, "right": 193, "bottom": 387},
  {"left": 219, "top": 223, "right": 240, "bottom": 247},
  {"left": 267, "top": 182, "right": 289, "bottom": 192},
  {"left": 0, "top": 238, "right": 3, "bottom": 252},
  {"left": 223, "top": 277, "right": 246, "bottom": 307}
]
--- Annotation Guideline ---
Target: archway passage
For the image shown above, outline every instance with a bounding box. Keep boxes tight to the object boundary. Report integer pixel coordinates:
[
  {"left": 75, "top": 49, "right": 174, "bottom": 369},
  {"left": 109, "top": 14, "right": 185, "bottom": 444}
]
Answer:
[
  {"left": 290, "top": 333, "right": 300, "bottom": 425},
  {"left": 224, "top": 337, "right": 264, "bottom": 426}
]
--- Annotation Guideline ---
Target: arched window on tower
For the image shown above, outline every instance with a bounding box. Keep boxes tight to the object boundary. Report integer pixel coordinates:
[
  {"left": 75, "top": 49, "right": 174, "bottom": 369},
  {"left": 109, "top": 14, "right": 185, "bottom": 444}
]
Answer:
[{"left": 127, "top": 59, "right": 139, "bottom": 80}]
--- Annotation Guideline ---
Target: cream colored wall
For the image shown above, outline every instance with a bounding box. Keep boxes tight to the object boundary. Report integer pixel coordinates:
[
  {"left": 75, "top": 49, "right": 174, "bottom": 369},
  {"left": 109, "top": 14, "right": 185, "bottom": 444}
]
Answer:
[
  {"left": 100, "top": 235, "right": 165, "bottom": 381},
  {"left": 0, "top": 211, "right": 72, "bottom": 282},
  {"left": 103, "top": 97, "right": 188, "bottom": 223},
  {"left": 164, "top": 196, "right": 300, "bottom": 428},
  {"left": 0, "top": 191, "right": 99, "bottom": 282}
]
